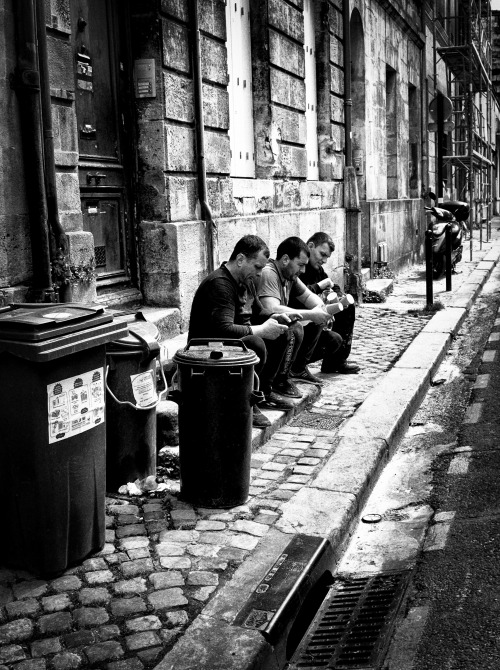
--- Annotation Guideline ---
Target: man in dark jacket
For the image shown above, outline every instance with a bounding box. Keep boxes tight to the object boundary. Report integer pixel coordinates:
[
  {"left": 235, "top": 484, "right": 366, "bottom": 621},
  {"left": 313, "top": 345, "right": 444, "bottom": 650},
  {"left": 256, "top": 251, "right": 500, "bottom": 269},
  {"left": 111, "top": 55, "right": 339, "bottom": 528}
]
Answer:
[
  {"left": 188, "top": 235, "right": 302, "bottom": 427},
  {"left": 289, "top": 232, "right": 359, "bottom": 382}
]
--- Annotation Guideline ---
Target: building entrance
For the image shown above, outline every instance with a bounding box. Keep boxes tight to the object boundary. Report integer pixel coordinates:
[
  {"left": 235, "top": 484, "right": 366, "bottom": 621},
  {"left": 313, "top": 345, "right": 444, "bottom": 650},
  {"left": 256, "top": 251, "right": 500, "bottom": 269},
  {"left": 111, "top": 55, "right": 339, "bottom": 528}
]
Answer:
[{"left": 71, "top": 0, "right": 135, "bottom": 286}]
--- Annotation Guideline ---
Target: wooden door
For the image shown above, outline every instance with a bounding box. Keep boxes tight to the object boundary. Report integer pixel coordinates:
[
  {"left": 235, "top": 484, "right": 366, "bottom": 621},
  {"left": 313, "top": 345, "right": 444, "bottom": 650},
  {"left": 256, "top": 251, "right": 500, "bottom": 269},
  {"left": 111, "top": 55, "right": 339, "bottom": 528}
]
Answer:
[{"left": 71, "top": 0, "right": 134, "bottom": 283}]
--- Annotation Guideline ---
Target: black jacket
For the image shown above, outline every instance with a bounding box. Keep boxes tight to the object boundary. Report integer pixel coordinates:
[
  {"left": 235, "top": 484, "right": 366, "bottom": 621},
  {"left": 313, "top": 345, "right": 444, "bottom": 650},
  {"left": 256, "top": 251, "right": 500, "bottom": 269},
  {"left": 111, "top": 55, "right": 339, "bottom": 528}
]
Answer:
[{"left": 188, "top": 264, "right": 272, "bottom": 340}]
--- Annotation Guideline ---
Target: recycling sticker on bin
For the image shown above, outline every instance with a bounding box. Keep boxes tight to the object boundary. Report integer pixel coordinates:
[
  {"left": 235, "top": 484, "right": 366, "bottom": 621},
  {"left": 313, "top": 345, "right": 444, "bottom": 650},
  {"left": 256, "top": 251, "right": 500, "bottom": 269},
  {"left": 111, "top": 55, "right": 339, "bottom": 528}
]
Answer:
[
  {"left": 131, "top": 370, "right": 157, "bottom": 408},
  {"left": 47, "top": 368, "right": 105, "bottom": 443}
]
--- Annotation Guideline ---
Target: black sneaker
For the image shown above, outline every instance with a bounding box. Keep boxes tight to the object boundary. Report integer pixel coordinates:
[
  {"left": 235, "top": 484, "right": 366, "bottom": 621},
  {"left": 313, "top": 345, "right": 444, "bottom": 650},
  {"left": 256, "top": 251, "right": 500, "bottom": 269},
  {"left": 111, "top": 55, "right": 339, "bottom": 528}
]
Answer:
[
  {"left": 290, "top": 366, "right": 322, "bottom": 384},
  {"left": 273, "top": 378, "right": 302, "bottom": 398},
  {"left": 260, "top": 391, "right": 295, "bottom": 411},
  {"left": 322, "top": 361, "right": 360, "bottom": 374},
  {"left": 252, "top": 406, "right": 271, "bottom": 428}
]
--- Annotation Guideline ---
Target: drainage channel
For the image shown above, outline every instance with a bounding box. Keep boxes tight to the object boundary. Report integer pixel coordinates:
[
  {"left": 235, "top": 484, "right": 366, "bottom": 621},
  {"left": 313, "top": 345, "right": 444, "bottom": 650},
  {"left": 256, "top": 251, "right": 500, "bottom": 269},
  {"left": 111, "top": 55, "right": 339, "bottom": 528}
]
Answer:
[
  {"left": 233, "top": 534, "right": 411, "bottom": 670},
  {"left": 287, "top": 571, "right": 411, "bottom": 669}
]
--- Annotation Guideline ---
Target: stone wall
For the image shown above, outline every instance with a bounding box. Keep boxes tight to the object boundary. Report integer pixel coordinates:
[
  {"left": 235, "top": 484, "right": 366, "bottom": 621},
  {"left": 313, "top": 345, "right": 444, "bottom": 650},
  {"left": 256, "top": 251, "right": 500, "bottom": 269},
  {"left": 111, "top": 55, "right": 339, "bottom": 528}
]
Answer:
[
  {"left": 362, "top": 198, "right": 424, "bottom": 272},
  {"left": 354, "top": 0, "right": 423, "bottom": 202},
  {"left": 0, "top": 1, "right": 32, "bottom": 288},
  {"left": 134, "top": 0, "right": 347, "bottom": 323}
]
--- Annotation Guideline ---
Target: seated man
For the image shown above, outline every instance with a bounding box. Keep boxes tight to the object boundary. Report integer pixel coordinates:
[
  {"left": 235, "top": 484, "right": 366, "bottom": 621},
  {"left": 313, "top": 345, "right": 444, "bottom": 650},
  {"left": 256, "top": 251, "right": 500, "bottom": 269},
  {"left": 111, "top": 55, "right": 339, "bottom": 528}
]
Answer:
[
  {"left": 290, "top": 232, "right": 359, "bottom": 378},
  {"left": 258, "top": 236, "right": 333, "bottom": 394},
  {"left": 188, "top": 234, "right": 301, "bottom": 428}
]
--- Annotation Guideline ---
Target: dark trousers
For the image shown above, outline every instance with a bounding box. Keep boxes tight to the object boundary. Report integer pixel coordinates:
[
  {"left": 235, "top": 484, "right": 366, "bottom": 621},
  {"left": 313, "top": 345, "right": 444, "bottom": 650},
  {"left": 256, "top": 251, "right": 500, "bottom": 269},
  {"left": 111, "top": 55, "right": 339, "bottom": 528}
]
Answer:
[
  {"left": 292, "top": 304, "right": 356, "bottom": 371},
  {"left": 242, "top": 322, "right": 304, "bottom": 396}
]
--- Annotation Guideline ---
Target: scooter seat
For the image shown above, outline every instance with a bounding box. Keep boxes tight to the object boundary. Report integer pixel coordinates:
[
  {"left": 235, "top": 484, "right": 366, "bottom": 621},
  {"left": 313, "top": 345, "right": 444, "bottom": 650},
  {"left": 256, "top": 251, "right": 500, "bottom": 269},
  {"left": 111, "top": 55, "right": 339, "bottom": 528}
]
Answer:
[
  {"left": 432, "top": 222, "right": 448, "bottom": 237},
  {"left": 431, "top": 206, "right": 454, "bottom": 222}
]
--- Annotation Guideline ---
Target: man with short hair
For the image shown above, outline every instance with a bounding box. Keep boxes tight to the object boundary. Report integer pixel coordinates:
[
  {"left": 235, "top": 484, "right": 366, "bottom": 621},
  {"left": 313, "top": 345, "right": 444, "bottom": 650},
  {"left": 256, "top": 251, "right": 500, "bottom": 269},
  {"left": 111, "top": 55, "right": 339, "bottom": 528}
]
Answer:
[
  {"left": 258, "top": 236, "right": 333, "bottom": 395},
  {"left": 188, "top": 234, "right": 300, "bottom": 428},
  {"left": 290, "top": 232, "right": 359, "bottom": 379}
]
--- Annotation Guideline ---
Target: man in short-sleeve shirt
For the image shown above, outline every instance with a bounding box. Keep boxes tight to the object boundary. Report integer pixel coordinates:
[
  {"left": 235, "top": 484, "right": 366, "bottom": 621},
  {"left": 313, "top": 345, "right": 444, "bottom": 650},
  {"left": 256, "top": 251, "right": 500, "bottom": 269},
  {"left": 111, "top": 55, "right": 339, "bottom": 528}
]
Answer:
[{"left": 258, "top": 237, "right": 334, "bottom": 394}]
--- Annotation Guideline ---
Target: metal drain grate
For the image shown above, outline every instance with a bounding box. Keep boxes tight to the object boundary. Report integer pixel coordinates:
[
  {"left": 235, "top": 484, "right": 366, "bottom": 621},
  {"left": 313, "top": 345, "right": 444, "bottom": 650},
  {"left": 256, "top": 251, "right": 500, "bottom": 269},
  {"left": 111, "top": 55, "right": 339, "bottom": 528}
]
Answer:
[
  {"left": 288, "top": 571, "right": 411, "bottom": 669},
  {"left": 95, "top": 245, "right": 106, "bottom": 267},
  {"left": 292, "top": 413, "right": 345, "bottom": 431}
]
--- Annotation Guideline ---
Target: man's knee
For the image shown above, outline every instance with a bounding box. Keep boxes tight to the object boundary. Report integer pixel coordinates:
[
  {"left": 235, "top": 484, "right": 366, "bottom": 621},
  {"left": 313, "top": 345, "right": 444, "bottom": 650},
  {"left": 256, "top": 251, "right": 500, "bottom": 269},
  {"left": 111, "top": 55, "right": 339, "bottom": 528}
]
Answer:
[
  {"left": 242, "top": 334, "right": 267, "bottom": 369},
  {"left": 322, "top": 329, "right": 343, "bottom": 353},
  {"left": 287, "top": 320, "right": 304, "bottom": 345}
]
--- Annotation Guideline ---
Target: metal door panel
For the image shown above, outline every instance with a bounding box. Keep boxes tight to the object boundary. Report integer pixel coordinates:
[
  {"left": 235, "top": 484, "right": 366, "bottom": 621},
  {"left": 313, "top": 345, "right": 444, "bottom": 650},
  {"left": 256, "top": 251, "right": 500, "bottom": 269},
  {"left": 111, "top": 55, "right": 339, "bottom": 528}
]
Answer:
[{"left": 72, "top": 0, "right": 132, "bottom": 281}]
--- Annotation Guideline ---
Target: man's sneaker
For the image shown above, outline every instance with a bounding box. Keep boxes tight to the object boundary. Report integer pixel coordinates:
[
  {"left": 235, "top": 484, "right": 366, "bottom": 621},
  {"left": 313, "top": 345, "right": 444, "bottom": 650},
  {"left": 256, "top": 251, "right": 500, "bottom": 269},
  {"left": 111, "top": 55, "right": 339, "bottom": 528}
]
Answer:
[
  {"left": 252, "top": 406, "right": 271, "bottom": 428},
  {"left": 260, "top": 391, "right": 295, "bottom": 411},
  {"left": 273, "top": 378, "right": 302, "bottom": 398},
  {"left": 322, "top": 360, "right": 360, "bottom": 374},
  {"left": 290, "top": 366, "right": 322, "bottom": 385}
]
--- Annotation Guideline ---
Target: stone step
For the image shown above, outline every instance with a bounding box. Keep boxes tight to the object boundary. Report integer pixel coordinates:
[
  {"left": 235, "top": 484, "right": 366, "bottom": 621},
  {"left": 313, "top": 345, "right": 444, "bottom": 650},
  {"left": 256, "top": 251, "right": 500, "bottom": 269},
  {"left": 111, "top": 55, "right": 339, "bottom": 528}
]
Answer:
[
  {"left": 364, "top": 277, "right": 394, "bottom": 300},
  {"left": 97, "top": 287, "right": 143, "bottom": 308}
]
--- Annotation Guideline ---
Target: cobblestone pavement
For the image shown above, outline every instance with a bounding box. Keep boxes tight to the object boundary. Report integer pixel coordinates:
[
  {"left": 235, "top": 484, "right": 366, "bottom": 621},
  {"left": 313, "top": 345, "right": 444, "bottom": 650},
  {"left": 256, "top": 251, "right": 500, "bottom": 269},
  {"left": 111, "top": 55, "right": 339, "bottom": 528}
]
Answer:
[{"left": 0, "top": 303, "right": 433, "bottom": 670}]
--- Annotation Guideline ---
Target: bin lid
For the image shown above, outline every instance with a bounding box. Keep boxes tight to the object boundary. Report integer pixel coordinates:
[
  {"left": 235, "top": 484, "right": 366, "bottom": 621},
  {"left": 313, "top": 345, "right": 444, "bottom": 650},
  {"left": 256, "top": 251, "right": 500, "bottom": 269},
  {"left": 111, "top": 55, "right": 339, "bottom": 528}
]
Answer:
[
  {"left": 107, "top": 314, "right": 159, "bottom": 352},
  {"left": 173, "top": 339, "right": 259, "bottom": 367},
  {"left": 0, "top": 320, "right": 129, "bottom": 362},
  {"left": 0, "top": 303, "right": 112, "bottom": 341}
]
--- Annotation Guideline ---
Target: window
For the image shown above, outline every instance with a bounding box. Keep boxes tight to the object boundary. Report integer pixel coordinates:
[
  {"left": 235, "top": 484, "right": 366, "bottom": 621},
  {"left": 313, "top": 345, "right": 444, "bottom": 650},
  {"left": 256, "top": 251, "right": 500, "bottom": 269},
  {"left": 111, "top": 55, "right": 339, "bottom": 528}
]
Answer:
[
  {"left": 226, "top": 0, "right": 255, "bottom": 177},
  {"left": 304, "top": 0, "right": 319, "bottom": 180},
  {"left": 408, "top": 85, "right": 419, "bottom": 198},
  {"left": 386, "top": 66, "right": 398, "bottom": 198}
]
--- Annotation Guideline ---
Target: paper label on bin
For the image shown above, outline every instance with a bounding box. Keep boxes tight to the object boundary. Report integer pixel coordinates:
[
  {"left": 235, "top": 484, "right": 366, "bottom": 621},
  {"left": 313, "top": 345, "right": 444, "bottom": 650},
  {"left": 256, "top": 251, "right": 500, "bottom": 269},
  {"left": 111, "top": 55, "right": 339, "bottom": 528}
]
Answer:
[
  {"left": 131, "top": 370, "right": 157, "bottom": 408},
  {"left": 47, "top": 367, "right": 105, "bottom": 443}
]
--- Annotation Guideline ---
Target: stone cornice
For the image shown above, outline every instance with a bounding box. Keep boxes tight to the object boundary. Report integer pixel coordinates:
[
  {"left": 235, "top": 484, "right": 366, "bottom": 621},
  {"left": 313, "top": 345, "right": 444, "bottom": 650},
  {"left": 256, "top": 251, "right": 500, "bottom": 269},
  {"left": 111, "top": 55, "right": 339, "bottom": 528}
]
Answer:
[{"left": 376, "top": 0, "right": 425, "bottom": 49}]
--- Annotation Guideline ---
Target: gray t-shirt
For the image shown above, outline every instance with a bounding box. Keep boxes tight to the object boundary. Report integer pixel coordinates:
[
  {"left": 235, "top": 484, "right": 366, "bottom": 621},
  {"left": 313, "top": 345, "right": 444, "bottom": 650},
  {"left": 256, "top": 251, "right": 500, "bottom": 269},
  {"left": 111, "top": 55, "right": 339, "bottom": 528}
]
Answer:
[{"left": 258, "top": 259, "right": 309, "bottom": 306}]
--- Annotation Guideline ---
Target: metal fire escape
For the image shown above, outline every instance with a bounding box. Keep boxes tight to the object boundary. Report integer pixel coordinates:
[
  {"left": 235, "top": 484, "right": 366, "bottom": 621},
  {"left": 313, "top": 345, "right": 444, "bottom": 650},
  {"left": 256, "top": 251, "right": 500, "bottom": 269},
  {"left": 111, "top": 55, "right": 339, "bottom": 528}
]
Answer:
[{"left": 434, "top": 0, "right": 493, "bottom": 257}]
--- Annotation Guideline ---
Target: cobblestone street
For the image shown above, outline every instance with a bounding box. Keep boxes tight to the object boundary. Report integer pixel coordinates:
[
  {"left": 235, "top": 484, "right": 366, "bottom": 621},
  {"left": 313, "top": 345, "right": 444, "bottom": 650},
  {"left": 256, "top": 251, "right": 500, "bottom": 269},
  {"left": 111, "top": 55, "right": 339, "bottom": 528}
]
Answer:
[{"left": 0, "top": 303, "right": 432, "bottom": 670}]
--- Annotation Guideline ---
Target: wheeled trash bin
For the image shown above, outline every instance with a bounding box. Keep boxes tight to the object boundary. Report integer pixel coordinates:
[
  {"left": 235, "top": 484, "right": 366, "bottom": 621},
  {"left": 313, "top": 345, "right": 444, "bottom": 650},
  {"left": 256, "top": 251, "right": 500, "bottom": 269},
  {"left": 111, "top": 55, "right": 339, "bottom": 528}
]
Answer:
[
  {"left": 172, "top": 339, "right": 259, "bottom": 508},
  {"left": 105, "top": 313, "right": 165, "bottom": 491},
  {"left": 0, "top": 303, "right": 128, "bottom": 576}
]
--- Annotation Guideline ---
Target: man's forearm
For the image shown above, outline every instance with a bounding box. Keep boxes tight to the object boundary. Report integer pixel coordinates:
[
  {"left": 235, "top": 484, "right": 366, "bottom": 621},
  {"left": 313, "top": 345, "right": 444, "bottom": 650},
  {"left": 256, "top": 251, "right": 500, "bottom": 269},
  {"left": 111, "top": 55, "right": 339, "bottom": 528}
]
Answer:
[{"left": 298, "top": 292, "right": 324, "bottom": 310}]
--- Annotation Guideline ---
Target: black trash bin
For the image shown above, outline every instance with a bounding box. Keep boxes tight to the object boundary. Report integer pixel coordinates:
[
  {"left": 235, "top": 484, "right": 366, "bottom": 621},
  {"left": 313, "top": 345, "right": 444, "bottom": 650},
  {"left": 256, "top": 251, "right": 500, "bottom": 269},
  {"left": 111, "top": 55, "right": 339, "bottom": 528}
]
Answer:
[
  {"left": 0, "top": 303, "right": 128, "bottom": 576},
  {"left": 105, "top": 314, "right": 165, "bottom": 491},
  {"left": 172, "top": 339, "right": 260, "bottom": 508}
]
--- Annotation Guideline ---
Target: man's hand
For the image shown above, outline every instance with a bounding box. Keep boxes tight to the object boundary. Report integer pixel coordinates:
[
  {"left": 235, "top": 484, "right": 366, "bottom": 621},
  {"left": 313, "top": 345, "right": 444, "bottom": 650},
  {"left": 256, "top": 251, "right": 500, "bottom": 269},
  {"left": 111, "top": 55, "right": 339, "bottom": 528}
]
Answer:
[
  {"left": 317, "top": 277, "right": 334, "bottom": 291},
  {"left": 272, "top": 312, "right": 302, "bottom": 325},
  {"left": 251, "top": 318, "right": 289, "bottom": 340},
  {"left": 307, "top": 305, "right": 331, "bottom": 325}
]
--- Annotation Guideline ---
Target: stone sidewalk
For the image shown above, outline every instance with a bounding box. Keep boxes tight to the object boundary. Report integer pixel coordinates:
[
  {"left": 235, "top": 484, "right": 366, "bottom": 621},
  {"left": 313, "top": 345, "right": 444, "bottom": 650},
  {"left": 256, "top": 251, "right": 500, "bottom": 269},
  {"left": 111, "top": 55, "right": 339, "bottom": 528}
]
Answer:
[{"left": 1, "top": 226, "right": 500, "bottom": 670}]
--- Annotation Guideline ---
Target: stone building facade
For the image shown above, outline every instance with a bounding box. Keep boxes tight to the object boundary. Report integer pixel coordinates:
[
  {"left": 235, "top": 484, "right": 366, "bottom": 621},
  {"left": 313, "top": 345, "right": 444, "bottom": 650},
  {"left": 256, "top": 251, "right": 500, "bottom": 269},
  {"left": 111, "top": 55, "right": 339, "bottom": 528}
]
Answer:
[{"left": 0, "top": 1, "right": 494, "bottom": 325}]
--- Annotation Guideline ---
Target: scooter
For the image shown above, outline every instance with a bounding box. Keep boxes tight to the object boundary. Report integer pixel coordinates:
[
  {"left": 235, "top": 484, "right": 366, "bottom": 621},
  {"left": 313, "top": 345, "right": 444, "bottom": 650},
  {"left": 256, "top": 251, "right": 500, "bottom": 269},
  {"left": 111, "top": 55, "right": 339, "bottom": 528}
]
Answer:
[{"left": 425, "top": 193, "right": 470, "bottom": 279}]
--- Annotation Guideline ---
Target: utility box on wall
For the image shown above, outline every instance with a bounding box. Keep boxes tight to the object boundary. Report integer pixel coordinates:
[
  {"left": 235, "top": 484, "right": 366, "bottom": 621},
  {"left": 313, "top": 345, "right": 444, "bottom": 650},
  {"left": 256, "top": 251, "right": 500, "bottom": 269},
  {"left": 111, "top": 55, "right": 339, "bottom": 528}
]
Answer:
[
  {"left": 353, "top": 150, "right": 364, "bottom": 176},
  {"left": 377, "top": 242, "right": 388, "bottom": 264}
]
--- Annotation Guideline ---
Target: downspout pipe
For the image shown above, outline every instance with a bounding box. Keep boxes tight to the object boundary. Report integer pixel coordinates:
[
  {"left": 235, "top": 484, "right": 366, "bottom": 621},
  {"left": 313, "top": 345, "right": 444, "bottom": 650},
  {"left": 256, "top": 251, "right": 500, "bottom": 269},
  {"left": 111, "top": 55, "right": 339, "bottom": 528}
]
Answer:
[
  {"left": 11, "top": 0, "right": 54, "bottom": 301},
  {"left": 342, "top": 0, "right": 362, "bottom": 302},
  {"left": 190, "top": 0, "right": 218, "bottom": 273},
  {"left": 420, "top": 2, "right": 428, "bottom": 198},
  {"left": 343, "top": 0, "right": 352, "bottom": 167},
  {"left": 35, "top": 0, "right": 68, "bottom": 257}
]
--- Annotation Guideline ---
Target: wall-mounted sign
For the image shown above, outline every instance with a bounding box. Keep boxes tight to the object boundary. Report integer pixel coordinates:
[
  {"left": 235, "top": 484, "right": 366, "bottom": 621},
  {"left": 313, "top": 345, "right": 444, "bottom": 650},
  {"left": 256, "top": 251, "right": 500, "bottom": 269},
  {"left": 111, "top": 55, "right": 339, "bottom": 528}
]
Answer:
[{"left": 429, "top": 96, "right": 453, "bottom": 122}]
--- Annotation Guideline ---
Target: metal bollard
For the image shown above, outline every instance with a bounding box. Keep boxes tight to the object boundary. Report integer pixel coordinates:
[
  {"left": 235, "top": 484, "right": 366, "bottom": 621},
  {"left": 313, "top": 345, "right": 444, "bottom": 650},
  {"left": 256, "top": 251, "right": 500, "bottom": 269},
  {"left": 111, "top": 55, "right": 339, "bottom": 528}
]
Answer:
[
  {"left": 425, "top": 228, "right": 434, "bottom": 307},
  {"left": 445, "top": 222, "right": 452, "bottom": 292}
]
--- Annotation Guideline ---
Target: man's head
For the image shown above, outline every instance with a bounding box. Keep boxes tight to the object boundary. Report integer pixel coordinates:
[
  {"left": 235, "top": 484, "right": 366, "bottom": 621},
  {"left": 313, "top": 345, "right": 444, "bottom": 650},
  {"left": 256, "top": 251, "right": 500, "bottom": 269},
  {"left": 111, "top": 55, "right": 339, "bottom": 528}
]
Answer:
[
  {"left": 306, "top": 232, "right": 335, "bottom": 270},
  {"left": 228, "top": 235, "right": 270, "bottom": 285},
  {"left": 275, "top": 237, "right": 310, "bottom": 280}
]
